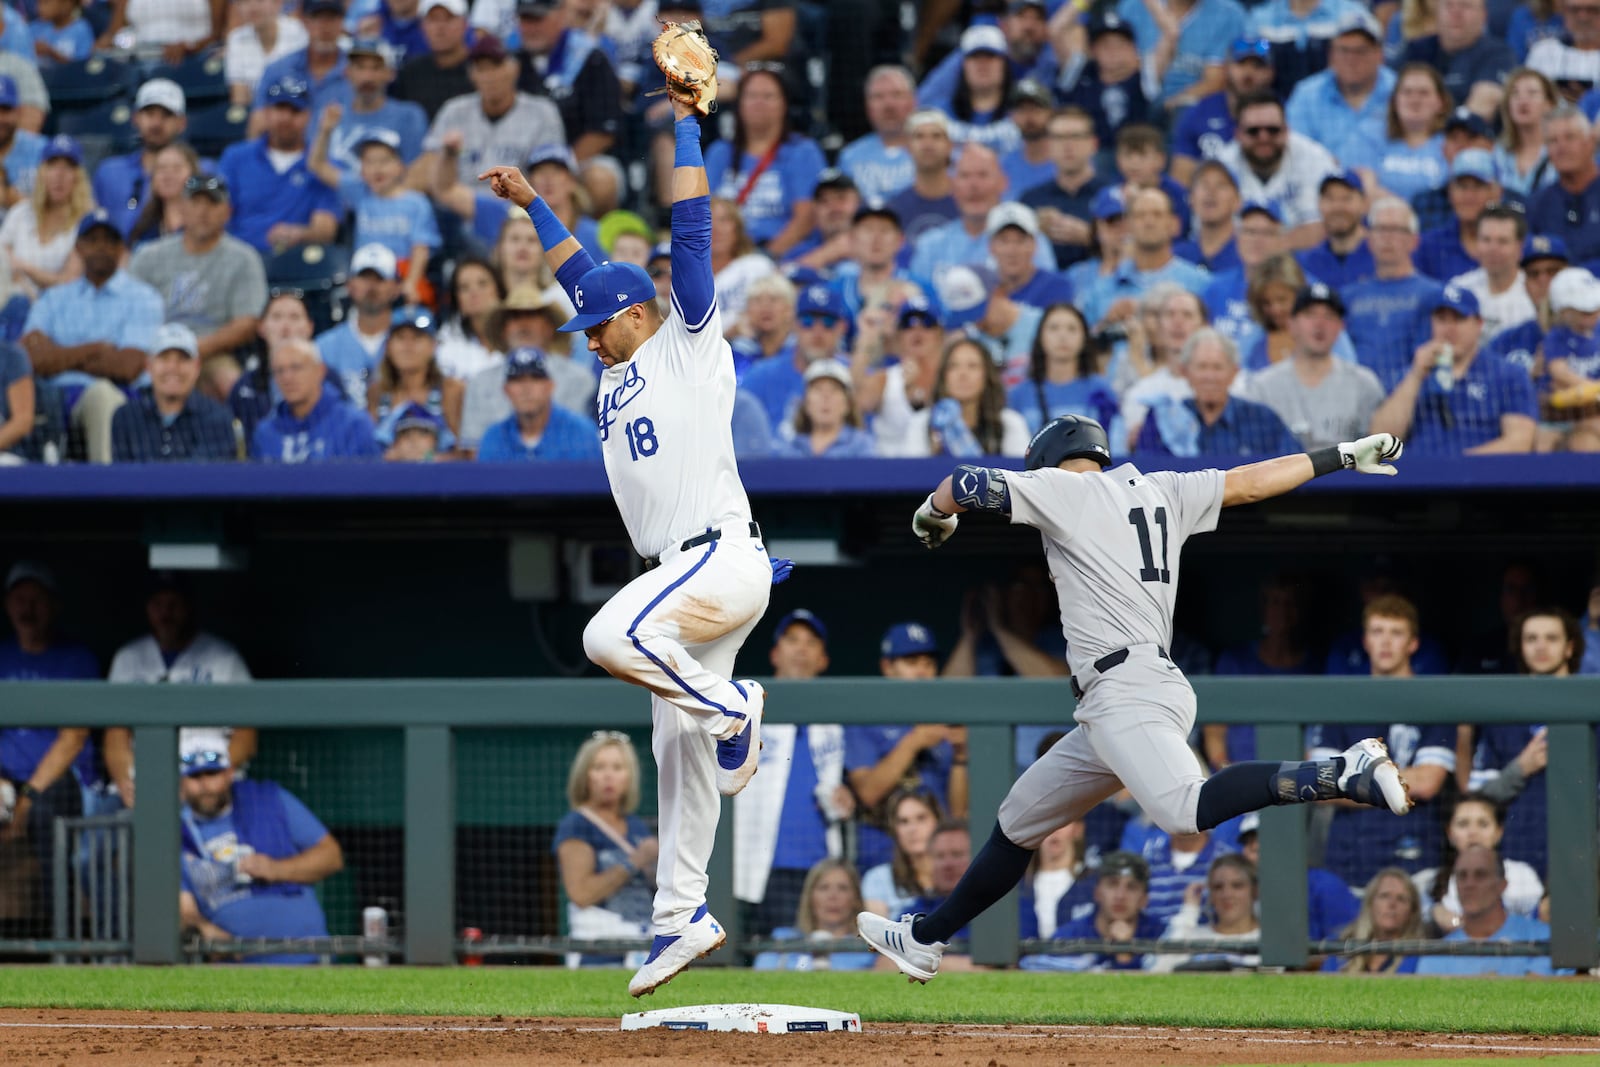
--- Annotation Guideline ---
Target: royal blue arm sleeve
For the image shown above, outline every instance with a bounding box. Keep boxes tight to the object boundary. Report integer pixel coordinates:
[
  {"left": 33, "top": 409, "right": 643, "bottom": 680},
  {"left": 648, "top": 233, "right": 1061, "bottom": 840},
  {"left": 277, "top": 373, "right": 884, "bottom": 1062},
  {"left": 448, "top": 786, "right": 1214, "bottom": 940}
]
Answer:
[
  {"left": 669, "top": 118, "right": 716, "bottom": 332},
  {"left": 528, "top": 197, "right": 599, "bottom": 305}
]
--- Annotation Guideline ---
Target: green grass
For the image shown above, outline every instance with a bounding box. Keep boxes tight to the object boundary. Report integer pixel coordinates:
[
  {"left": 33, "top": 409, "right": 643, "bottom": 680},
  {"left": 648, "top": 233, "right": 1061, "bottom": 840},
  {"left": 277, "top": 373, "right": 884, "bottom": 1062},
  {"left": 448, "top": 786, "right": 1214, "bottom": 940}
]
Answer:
[{"left": 0, "top": 967, "right": 1596, "bottom": 1035}]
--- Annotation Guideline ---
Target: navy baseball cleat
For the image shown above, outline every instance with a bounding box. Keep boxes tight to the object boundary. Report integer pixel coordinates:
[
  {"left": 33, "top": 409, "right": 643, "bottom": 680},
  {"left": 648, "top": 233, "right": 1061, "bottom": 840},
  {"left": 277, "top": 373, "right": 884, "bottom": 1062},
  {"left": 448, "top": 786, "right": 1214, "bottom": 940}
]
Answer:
[
  {"left": 715, "top": 680, "right": 763, "bottom": 795},
  {"left": 1337, "top": 738, "right": 1413, "bottom": 814},
  {"left": 857, "top": 911, "right": 945, "bottom": 983},
  {"left": 628, "top": 904, "right": 726, "bottom": 997}
]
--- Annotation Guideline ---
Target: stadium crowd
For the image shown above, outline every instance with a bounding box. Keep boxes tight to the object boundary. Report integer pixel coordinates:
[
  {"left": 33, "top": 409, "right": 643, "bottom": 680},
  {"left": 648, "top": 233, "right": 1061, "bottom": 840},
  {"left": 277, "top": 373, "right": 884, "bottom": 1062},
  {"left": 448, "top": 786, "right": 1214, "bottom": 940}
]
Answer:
[{"left": 0, "top": 0, "right": 1596, "bottom": 463}]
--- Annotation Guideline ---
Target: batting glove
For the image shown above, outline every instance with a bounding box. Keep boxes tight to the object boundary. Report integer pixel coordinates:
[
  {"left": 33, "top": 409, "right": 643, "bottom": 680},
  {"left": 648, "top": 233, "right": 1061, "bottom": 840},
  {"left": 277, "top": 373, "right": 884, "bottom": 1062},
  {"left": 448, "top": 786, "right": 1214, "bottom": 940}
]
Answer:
[
  {"left": 1338, "top": 433, "right": 1405, "bottom": 476},
  {"left": 912, "top": 494, "right": 959, "bottom": 549},
  {"left": 769, "top": 557, "right": 794, "bottom": 585}
]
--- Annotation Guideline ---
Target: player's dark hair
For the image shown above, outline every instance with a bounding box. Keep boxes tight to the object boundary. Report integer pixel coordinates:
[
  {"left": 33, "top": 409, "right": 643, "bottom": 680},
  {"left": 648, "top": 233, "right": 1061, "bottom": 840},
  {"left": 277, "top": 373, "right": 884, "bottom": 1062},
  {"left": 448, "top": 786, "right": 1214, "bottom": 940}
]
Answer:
[
  {"left": 445, "top": 256, "right": 507, "bottom": 345},
  {"left": 953, "top": 50, "right": 1016, "bottom": 123},
  {"left": 1475, "top": 202, "right": 1528, "bottom": 241},
  {"left": 1114, "top": 123, "right": 1166, "bottom": 157},
  {"left": 1234, "top": 90, "right": 1285, "bottom": 120},
  {"left": 886, "top": 787, "right": 945, "bottom": 900},
  {"left": 732, "top": 66, "right": 794, "bottom": 158},
  {"left": 1514, "top": 606, "right": 1584, "bottom": 675},
  {"left": 932, "top": 337, "right": 1008, "bottom": 454}
]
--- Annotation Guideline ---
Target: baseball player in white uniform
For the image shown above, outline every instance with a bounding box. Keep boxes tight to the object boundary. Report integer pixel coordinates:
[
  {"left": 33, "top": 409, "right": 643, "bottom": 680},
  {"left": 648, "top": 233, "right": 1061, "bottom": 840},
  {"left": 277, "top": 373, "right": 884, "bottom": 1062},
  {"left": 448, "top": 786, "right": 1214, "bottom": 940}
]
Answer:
[
  {"left": 858, "top": 415, "right": 1415, "bottom": 982},
  {"left": 481, "top": 92, "right": 778, "bottom": 998}
]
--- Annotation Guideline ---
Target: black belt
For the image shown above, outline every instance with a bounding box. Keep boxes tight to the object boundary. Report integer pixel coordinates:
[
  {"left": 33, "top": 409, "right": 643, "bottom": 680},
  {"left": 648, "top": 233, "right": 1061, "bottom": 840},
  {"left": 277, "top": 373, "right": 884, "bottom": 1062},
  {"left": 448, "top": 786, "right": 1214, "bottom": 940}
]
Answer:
[
  {"left": 1071, "top": 645, "right": 1170, "bottom": 699},
  {"left": 644, "top": 521, "right": 762, "bottom": 570}
]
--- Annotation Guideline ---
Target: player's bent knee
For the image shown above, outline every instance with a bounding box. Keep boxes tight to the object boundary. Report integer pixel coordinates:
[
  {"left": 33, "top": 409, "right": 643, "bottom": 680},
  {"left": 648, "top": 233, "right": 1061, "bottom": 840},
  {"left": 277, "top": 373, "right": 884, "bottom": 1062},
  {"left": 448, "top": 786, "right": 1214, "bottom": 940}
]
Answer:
[{"left": 582, "top": 616, "right": 632, "bottom": 674}]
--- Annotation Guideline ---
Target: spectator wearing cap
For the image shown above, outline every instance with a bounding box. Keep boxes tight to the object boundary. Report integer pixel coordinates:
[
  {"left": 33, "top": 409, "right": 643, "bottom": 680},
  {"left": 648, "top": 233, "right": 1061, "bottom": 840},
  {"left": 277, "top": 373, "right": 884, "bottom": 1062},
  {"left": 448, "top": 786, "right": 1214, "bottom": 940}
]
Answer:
[
  {"left": 1409, "top": 107, "right": 1497, "bottom": 233},
  {"left": 91, "top": 79, "right": 188, "bottom": 237},
  {"left": 1136, "top": 327, "right": 1298, "bottom": 457},
  {"left": 1294, "top": 169, "right": 1376, "bottom": 290},
  {"left": 1343, "top": 62, "right": 1450, "bottom": 207},
  {"left": 317, "top": 244, "right": 400, "bottom": 404},
  {"left": 1400, "top": 0, "right": 1515, "bottom": 114},
  {"left": 1448, "top": 204, "right": 1535, "bottom": 342},
  {"left": 844, "top": 621, "right": 968, "bottom": 871},
  {"left": 251, "top": 338, "right": 380, "bottom": 461},
  {"left": 1527, "top": 3, "right": 1600, "bottom": 105},
  {"left": 1244, "top": 283, "right": 1384, "bottom": 448},
  {"left": 219, "top": 78, "right": 341, "bottom": 255},
  {"left": 368, "top": 306, "right": 461, "bottom": 448},
  {"left": 919, "top": 4, "right": 1060, "bottom": 111},
  {"left": 1284, "top": 10, "right": 1394, "bottom": 162},
  {"left": 885, "top": 110, "right": 960, "bottom": 247},
  {"left": 703, "top": 66, "right": 824, "bottom": 257},
  {"left": 513, "top": 0, "right": 622, "bottom": 162},
  {"left": 988, "top": 202, "right": 1074, "bottom": 309},
  {"left": 597, "top": 210, "right": 653, "bottom": 268},
  {"left": 177, "top": 732, "right": 344, "bottom": 965},
  {"left": 353, "top": 0, "right": 431, "bottom": 63},
  {"left": 0, "top": 134, "right": 90, "bottom": 298},
  {"left": 1343, "top": 197, "right": 1446, "bottom": 389},
  {"left": 1482, "top": 234, "right": 1570, "bottom": 377},
  {"left": 1527, "top": 106, "right": 1600, "bottom": 264},
  {"left": 1369, "top": 285, "right": 1537, "bottom": 453},
  {"left": 932, "top": 26, "right": 1023, "bottom": 155},
  {"left": 1170, "top": 38, "right": 1275, "bottom": 184},
  {"left": 311, "top": 123, "right": 438, "bottom": 306},
  {"left": 482, "top": 282, "right": 595, "bottom": 411},
  {"left": 784, "top": 168, "right": 861, "bottom": 273},
  {"left": 908, "top": 144, "right": 1051, "bottom": 284},
  {"left": 227, "top": 0, "right": 311, "bottom": 107},
  {"left": 110, "top": 323, "right": 237, "bottom": 462},
  {"left": 838, "top": 66, "right": 919, "bottom": 204},
  {"left": 1018, "top": 106, "right": 1110, "bottom": 271},
  {"left": 319, "top": 37, "right": 429, "bottom": 174},
  {"left": 129, "top": 175, "right": 269, "bottom": 362},
  {"left": 1028, "top": 850, "right": 1164, "bottom": 972},
  {"left": 30, "top": 0, "right": 93, "bottom": 66},
  {"left": 1527, "top": 266, "right": 1600, "bottom": 450},
  {"left": 1057, "top": 14, "right": 1161, "bottom": 149},
  {"left": 1232, "top": 810, "right": 1359, "bottom": 942},
  {"left": 828, "top": 203, "right": 932, "bottom": 328},
  {"left": 415, "top": 34, "right": 563, "bottom": 188},
  {"left": 1201, "top": 200, "right": 1285, "bottom": 349},
  {"left": 1174, "top": 160, "right": 1243, "bottom": 273},
  {"left": 1078, "top": 187, "right": 1210, "bottom": 332},
  {"left": 251, "top": 0, "right": 349, "bottom": 129},
  {"left": 392, "top": 0, "right": 474, "bottom": 120},
  {"left": 21, "top": 210, "right": 162, "bottom": 462},
  {"left": 739, "top": 283, "right": 849, "bottom": 434},
  {"left": 1217, "top": 92, "right": 1337, "bottom": 250},
  {"left": 732, "top": 609, "right": 851, "bottom": 938},
  {"left": 1000, "top": 79, "right": 1056, "bottom": 197},
  {"left": 1415, "top": 147, "right": 1502, "bottom": 282},
  {"left": 1063, "top": 185, "right": 1128, "bottom": 296},
  {"left": 775, "top": 358, "right": 877, "bottom": 458},
  {"left": 382, "top": 400, "right": 447, "bottom": 460},
  {"left": 937, "top": 262, "right": 1044, "bottom": 389},
  {"left": 474, "top": 345, "right": 599, "bottom": 461},
  {"left": 1243, "top": 0, "right": 1368, "bottom": 94}
]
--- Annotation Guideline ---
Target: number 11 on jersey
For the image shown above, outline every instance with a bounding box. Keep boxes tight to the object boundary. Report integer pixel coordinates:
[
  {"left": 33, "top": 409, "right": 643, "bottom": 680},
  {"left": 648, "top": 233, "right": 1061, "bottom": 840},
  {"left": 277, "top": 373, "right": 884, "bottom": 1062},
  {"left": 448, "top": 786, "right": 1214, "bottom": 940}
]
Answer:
[
  {"left": 624, "top": 417, "right": 659, "bottom": 461},
  {"left": 1129, "top": 506, "right": 1170, "bottom": 583}
]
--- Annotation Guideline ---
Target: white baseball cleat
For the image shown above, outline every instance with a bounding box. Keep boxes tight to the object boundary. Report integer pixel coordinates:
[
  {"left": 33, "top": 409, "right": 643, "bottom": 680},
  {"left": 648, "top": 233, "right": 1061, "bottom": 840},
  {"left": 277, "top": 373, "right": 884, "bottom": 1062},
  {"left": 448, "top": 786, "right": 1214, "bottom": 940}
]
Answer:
[
  {"left": 1338, "top": 738, "right": 1413, "bottom": 815},
  {"left": 857, "top": 911, "right": 945, "bottom": 984},
  {"left": 628, "top": 904, "right": 726, "bottom": 998},
  {"left": 715, "top": 680, "right": 763, "bottom": 796}
]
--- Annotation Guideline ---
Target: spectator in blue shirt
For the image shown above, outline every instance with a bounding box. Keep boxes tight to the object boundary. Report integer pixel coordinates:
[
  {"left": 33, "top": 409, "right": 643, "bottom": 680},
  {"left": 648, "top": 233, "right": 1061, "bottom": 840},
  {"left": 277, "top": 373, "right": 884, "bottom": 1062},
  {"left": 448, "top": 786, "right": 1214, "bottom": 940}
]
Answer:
[
  {"left": 1025, "top": 850, "right": 1163, "bottom": 971},
  {"left": 936, "top": 25, "right": 1022, "bottom": 156},
  {"left": 905, "top": 820, "right": 978, "bottom": 958},
  {"left": 741, "top": 283, "right": 850, "bottom": 433},
  {"left": 1236, "top": 812, "right": 1359, "bottom": 943},
  {"left": 1496, "top": 69, "right": 1559, "bottom": 200},
  {"left": 1346, "top": 63, "right": 1450, "bottom": 205},
  {"left": 782, "top": 167, "right": 861, "bottom": 275},
  {"left": 253, "top": 0, "right": 349, "bottom": 124},
  {"left": 1078, "top": 188, "right": 1210, "bottom": 329},
  {"left": 1526, "top": 106, "right": 1600, "bottom": 264},
  {"left": 318, "top": 36, "right": 429, "bottom": 174},
  {"left": 1203, "top": 199, "right": 1285, "bottom": 353},
  {"left": 838, "top": 65, "right": 918, "bottom": 204},
  {"left": 915, "top": 4, "right": 1059, "bottom": 115},
  {"left": 988, "top": 202, "right": 1073, "bottom": 309},
  {"left": 1295, "top": 170, "right": 1376, "bottom": 289},
  {"left": 475, "top": 346, "right": 601, "bottom": 461},
  {"left": 1413, "top": 846, "right": 1555, "bottom": 976},
  {"left": 999, "top": 79, "right": 1056, "bottom": 197},
  {"left": 354, "top": 0, "right": 430, "bottom": 63},
  {"left": 775, "top": 358, "right": 878, "bottom": 458},
  {"left": 1171, "top": 36, "right": 1275, "bottom": 185},
  {"left": 92, "top": 79, "right": 189, "bottom": 238},
  {"left": 754, "top": 858, "right": 877, "bottom": 972},
  {"left": 251, "top": 339, "right": 381, "bottom": 462},
  {"left": 1369, "top": 284, "right": 1539, "bottom": 454},
  {"left": 1285, "top": 10, "right": 1395, "bottom": 162},
  {"left": 1537, "top": 267, "right": 1600, "bottom": 450},
  {"left": 513, "top": 0, "right": 623, "bottom": 162},
  {"left": 111, "top": 323, "right": 238, "bottom": 463},
  {"left": 220, "top": 77, "right": 341, "bottom": 255},
  {"left": 1174, "top": 160, "right": 1242, "bottom": 273},
  {"left": 311, "top": 124, "right": 439, "bottom": 306},
  {"left": 1057, "top": 14, "right": 1160, "bottom": 148},
  {"left": 317, "top": 243, "right": 399, "bottom": 405},
  {"left": 178, "top": 734, "right": 343, "bottom": 965},
  {"left": 703, "top": 65, "right": 824, "bottom": 257},
  {"left": 1113, "top": 124, "right": 1192, "bottom": 236},
  {"left": 1019, "top": 105, "right": 1111, "bottom": 271},
  {"left": 1399, "top": 0, "right": 1516, "bottom": 111},
  {"left": 911, "top": 142, "right": 1053, "bottom": 283},
  {"left": 886, "top": 110, "right": 960, "bottom": 247},
  {"left": 1135, "top": 327, "right": 1301, "bottom": 456},
  {"left": 1005, "top": 301, "right": 1118, "bottom": 434},
  {"left": 0, "top": 76, "right": 41, "bottom": 199},
  {"left": 29, "top": 0, "right": 93, "bottom": 66},
  {"left": 1115, "top": 0, "right": 1246, "bottom": 107},
  {"left": 1415, "top": 148, "right": 1500, "bottom": 281},
  {"left": 1342, "top": 196, "right": 1445, "bottom": 389},
  {"left": 1246, "top": 0, "right": 1368, "bottom": 96}
]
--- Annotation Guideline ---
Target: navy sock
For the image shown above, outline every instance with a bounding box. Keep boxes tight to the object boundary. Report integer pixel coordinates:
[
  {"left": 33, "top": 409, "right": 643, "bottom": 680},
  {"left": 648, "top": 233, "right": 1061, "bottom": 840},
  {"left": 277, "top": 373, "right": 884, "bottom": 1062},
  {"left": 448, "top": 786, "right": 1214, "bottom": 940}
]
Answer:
[
  {"left": 911, "top": 823, "right": 1033, "bottom": 945},
  {"left": 1195, "top": 758, "right": 1343, "bottom": 831}
]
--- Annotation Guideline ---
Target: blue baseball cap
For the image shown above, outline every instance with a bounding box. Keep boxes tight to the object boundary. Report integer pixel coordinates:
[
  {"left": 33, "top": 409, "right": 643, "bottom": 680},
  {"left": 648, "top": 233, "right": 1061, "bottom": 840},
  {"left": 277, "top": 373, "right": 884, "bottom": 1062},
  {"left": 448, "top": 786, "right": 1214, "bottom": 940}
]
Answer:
[
  {"left": 1239, "top": 199, "right": 1282, "bottom": 224},
  {"left": 881, "top": 622, "right": 938, "bottom": 659},
  {"left": 1230, "top": 36, "right": 1272, "bottom": 63},
  {"left": 393, "top": 402, "right": 443, "bottom": 436},
  {"left": 1088, "top": 12, "right": 1136, "bottom": 41},
  {"left": 1333, "top": 7, "right": 1382, "bottom": 42},
  {"left": 1292, "top": 281, "right": 1346, "bottom": 317},
  {"left": 1450, "top": 148, "right": 1496, "bottom": 184},
  {"left": 1092, "top": 185, "right": 1127, "bottom": 221},
  {"left": 935, "top": 264, "right": 998, "bottom": 329},
  {"left": 0, "top": 75, "right": 17, "bottom": 109},
  {"left": 558, "top": 261, "right": 657, "bottom": 332},
  {"left": 77, "top": 207, "right": 123, "bottom": 241},
  {"left": 1319, "top": 166, "right": 1365, "bottom": 194},
  {"left": 505, "top": 345, "right": 551, "bottom": 379},
  {"left": 347, "top": 36, "right": 395, "bottom": 66},
  {"left": 773, "top": 608, "right": 827, "bottom": 645},
  {"left": 264, "top": 76, "right": 311, "bottom": 110},
  {"left": 1433, "top": 284, "right": 1481, "bottom": 317},
  {"left": 391, "top": 306, "right": 437, "bottom": 334},
  {"left": 354, "top": 127, "right": 403, "bottom": 155},
  {"left": 797, "top": 283, "right": 848, "bottom": 323},
  {"left": 43, "top": 134, "right": 81, "bottom": 166},
  {"left": 1522, "top": 234, "right": 1570, "bottom": 266},
  {"left": 1444, "top": 106, "right": 1494, "bottom": 141},
  {"left": 526, "top": 142, "right": 577, "bottom": 173},
  {"left": 897, "top": 291, "right": 943, "bottom": 328},
  {"left": 648, "top": 241, "right": 672, "bottom": 263}
]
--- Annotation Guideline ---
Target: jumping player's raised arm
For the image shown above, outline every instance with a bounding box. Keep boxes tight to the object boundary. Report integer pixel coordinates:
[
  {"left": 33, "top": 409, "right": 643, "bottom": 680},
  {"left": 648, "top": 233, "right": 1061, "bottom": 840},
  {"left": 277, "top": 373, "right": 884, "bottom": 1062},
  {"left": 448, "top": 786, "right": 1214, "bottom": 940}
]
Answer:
[
  {"left": 477, "top": 166, "right": 598, "bottom": 306},
  {"left": 666, "top": 98, "right": 716, "bottom": 334}
]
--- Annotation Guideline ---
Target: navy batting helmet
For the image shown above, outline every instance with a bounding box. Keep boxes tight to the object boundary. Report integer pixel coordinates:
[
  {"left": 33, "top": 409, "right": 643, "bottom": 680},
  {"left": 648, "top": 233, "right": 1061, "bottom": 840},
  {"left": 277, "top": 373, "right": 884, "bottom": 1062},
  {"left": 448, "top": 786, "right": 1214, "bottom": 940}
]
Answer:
[{"left": 1025, "top": 415, "right": 1112, "bottom": 470}]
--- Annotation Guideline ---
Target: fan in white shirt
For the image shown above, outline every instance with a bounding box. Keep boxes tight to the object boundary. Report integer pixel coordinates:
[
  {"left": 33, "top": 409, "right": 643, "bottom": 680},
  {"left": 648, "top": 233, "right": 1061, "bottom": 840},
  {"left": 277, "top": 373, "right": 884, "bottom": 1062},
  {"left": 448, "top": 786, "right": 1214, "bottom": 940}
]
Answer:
[{"left": 1446, "top": 206, "right": 1535, "bottom": 343}]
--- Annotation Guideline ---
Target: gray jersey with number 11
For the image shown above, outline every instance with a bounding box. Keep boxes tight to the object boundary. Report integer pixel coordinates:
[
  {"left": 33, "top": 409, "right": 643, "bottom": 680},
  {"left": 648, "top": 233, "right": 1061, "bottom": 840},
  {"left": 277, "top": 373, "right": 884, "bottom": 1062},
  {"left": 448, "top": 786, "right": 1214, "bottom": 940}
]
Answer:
[{"left": 1005, "top": 463, "right": 1227, "bottom": 678}]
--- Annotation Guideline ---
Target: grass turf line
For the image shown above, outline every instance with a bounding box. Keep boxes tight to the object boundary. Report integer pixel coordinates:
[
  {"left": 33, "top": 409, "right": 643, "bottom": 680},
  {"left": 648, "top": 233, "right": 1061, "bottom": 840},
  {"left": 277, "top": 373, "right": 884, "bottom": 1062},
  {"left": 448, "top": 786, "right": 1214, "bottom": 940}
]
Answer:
[{"left": 0, "top": 968, "right": 1596, "bottom": 1034}]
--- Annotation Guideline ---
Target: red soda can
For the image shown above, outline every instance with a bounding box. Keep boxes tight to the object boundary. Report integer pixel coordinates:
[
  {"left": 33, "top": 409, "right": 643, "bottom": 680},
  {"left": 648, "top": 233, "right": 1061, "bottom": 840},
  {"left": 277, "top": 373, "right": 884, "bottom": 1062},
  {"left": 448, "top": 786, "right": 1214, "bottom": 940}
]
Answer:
[{"left": 461, "top": 926, "right": 483, "bottom": 966}]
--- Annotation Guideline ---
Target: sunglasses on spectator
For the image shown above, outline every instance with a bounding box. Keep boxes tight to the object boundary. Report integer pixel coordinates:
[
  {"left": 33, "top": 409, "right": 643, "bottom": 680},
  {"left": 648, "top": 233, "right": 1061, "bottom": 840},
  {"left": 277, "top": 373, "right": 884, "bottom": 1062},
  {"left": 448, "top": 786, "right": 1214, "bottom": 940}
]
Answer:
[
  {"left": 799, "top": 313, "right": 841, "bottom": 328},
  {"left": 744, "top": 60, "right": 787, "bottom": 75},
  {"left": 181, "top": 751, "right": 227, "bottom": 769},
  {"left": 590, "top": 730, "right": 631, "bottom": 743},
  {"left": 1241, "top": 125, "right": 1284, "bottom": 138},
  {"left": 184, "top": 175, "right": 227, "bottom": 197},
  {"left": 269, "top": 286, "right": 306, "bottom": 300}
]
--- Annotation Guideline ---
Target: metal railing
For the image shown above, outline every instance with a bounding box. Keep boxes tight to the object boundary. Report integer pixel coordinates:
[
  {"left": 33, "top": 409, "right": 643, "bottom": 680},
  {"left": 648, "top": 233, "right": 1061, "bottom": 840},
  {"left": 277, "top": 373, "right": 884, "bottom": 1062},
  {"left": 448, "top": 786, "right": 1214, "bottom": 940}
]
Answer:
[
  {"left": 5, "top": 677, "right": 1598, "bottom": 971},
  {"left": 50, "top": 810, "right": 132, "bottom": 965}
]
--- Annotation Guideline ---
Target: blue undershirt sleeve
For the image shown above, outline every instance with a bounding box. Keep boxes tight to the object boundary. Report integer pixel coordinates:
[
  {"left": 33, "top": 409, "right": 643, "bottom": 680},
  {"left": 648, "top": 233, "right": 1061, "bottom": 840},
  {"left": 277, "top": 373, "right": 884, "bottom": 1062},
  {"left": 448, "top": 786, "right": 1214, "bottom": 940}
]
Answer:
[
  {"left": 528, "top": 197, "right": 598, "bottom": 304},
  {"left": 669, "top": 117, "right": 716, "bottom": 332}
]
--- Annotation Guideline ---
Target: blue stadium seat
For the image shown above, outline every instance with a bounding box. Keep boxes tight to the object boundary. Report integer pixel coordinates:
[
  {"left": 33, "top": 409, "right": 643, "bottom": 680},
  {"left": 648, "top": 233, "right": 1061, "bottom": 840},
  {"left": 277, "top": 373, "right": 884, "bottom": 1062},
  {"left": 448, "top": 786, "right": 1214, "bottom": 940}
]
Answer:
[
  {"left": 0, "top": 293, "right": 29, "bottom": 344},
  {"left": 42, "top": 56, "right": 139, "bottom": 107},
  {"left": 185, "top": 101, "right": 251, "bottom": 159},
  {"left": 265, "top": 244, "right": 351, "bottom": 335},
  {"left": 49, "top": 99, "right": 138, "bottom": 170},
  {"left": 147, "top": 50, "right": 229, "bottom": 109}
]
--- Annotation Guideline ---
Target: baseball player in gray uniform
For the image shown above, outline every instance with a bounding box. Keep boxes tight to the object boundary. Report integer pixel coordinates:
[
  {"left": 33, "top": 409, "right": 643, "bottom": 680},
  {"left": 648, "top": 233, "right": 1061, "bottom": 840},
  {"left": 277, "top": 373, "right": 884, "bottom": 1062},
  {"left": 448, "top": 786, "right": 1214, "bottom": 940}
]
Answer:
[{"left": 858, "top": 414, "right": 1414, "bottom": 981}]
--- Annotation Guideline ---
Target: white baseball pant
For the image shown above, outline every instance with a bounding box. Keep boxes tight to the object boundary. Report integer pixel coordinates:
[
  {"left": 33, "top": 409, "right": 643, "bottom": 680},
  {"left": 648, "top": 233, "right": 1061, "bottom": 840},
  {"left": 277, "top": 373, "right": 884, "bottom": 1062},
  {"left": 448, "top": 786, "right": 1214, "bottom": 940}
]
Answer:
[{"left": 582, "top": 530, "right": 772, "bottom": 932}]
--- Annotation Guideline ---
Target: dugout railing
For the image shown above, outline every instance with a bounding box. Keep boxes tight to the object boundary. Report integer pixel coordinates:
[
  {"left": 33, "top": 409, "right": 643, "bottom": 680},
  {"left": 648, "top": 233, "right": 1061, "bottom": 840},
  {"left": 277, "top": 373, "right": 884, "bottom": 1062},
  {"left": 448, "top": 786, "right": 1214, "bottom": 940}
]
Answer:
[{"left": 5, "top": 677, "right": 1598, "bottom": 971}]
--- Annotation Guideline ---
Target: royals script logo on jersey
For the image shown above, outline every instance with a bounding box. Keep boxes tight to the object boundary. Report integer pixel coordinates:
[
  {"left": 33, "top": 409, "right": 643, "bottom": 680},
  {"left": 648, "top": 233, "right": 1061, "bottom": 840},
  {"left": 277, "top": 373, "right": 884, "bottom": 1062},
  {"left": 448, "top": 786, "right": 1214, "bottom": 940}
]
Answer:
[{"left": 597, "top": 362, "right": 647, "bottom": 442}]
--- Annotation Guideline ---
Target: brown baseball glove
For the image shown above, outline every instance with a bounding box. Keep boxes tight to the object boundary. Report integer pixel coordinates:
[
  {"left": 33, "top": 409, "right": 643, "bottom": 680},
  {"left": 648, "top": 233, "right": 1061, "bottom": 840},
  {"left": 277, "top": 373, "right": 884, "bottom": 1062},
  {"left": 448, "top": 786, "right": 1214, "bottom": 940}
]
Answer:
[{"left": 650, "top": 17, "right": 719, "bottom": 115}]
